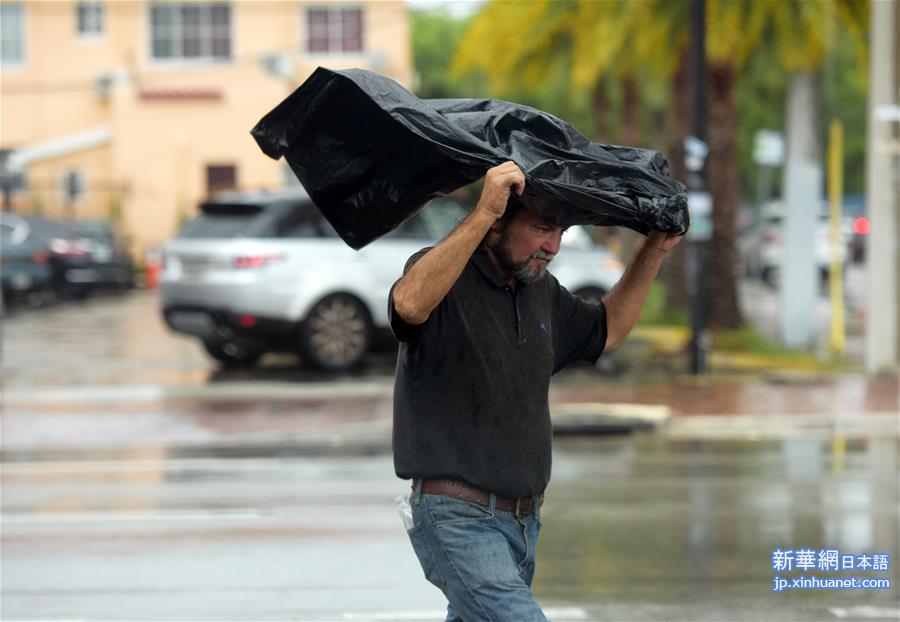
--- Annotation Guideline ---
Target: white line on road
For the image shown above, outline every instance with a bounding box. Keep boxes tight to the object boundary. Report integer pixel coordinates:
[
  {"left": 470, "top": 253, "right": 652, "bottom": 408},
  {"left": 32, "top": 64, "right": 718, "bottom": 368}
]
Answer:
[
  {"left": 0, "top": 610, "right": 590, "bottom": 622},
  {"left": 1, "top": 508, "right": 264, "bottom": 524},
  {"left": 830, "top": 606, "right": 900, "bottom": 619},
  {"left": 1, "top": 457, "right": 306, "bottom": 474},
  {"left": 2, "top": 380, "right": 395, "bottom": 404},
  {"left": 339, "top": 608, "right": 589, "bottom": 620}
]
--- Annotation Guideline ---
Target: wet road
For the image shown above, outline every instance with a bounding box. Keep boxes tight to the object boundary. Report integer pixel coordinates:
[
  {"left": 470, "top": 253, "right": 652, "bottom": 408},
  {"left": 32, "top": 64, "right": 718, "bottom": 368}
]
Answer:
[
  {"left": 2, "top": 289, "right": 898, "bottom": 621},
  {"left": 2, "top": 436, "right": 898, "bottom": 621}
]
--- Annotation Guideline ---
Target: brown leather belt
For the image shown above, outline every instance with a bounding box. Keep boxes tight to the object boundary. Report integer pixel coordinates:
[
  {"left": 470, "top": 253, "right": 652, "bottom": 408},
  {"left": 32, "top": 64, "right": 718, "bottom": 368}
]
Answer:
[{"left": 414, "top": 478, "right": 543, "bottom": 517}]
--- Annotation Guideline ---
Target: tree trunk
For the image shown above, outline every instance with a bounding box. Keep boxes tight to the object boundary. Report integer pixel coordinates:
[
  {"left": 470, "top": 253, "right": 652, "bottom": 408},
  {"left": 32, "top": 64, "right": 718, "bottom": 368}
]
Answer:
[
  {"left": 705, "top": 63, "right": 743, "bottom": 329},
  {"left": 590, "top": 77, "right": 610, "bottom": 143},
  {"left": 621, "top": 75, "right": 640, "bottom": 147},
  {"left": 661, "top": 49, "right": 691, "bottom": 314},
  {"left": 590, "top": 77, "right": 625, "bottom": 255},
  {"left": 608, "top": 76, "right": 644, "bottom": 261}
]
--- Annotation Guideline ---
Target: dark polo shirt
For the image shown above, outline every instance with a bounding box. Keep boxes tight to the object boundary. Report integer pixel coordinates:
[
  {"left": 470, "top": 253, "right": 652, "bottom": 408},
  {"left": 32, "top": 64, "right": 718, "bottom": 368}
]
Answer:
[{"left": 389, "top": 247, "right": 607, "bottom": 499}]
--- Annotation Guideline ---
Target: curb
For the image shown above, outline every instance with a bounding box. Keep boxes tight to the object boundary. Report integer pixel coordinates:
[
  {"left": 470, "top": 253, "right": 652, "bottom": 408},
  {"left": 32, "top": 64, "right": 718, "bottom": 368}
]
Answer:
[{"left": 551, "top": 402, "right": 670, "bottom": 435}]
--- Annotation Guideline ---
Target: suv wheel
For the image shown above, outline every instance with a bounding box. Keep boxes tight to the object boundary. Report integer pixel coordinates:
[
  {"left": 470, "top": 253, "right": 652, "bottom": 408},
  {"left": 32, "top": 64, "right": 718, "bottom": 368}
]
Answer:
[
  {"left": 202, "top": 339, "right": 263, "bottom": 368},
  {"left": 300, "top": 294, "right": 370, "bottom": 371}
]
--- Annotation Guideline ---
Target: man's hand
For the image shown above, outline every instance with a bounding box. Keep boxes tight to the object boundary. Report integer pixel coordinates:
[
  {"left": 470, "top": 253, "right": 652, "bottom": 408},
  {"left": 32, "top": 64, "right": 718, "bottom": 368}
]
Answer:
[
  {"left": 646, "top": 230, "right": 684, "bottom": 254},
  {"left": 475, "top": 161, "right": 526, "bottom": 220},
  {"left": 392, "top": 164, "right": 523, "bottom": 326}
]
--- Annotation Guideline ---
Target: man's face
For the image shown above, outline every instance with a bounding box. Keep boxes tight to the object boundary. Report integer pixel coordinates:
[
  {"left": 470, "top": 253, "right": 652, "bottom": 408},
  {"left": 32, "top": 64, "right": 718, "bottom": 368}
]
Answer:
[{"left": 491, "top": 209, "right": 566, "bottom": 284}]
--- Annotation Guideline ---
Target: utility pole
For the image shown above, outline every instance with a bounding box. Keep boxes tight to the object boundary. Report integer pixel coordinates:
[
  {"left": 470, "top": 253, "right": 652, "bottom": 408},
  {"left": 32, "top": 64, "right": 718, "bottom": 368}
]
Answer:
[
  {"left": 686, "top": 0, "right": 711, "bottom": 374},
  {"left": 865, "top": 0, "right": 899, "bottom": 376}
]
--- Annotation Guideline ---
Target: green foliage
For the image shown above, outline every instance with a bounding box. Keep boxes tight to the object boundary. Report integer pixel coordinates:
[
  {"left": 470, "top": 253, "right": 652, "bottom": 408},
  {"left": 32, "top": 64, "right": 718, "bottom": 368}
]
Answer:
[
  {"left": 412, "top": 7, "right": 595, "bottom": 137},
  {"left": 637, "top": 282, "right": 689, "bottom": 326},
  {"left": 415, "top": 0, "right": 869, "bottom": 199},
  {"left": 713, "top": 326, "right": 811, "bottom": 358},
  {"left": 736, "top": 42, "right": 787, "bottom": 203},
  {"left": 737, "top": 18, "right": 868, "bottom": 198},
  {"left": 822, "top": 33, "right": 867, "bottom": 195},
  {"left": 411, "top": 10, "right": 484, "bottom": 99}
]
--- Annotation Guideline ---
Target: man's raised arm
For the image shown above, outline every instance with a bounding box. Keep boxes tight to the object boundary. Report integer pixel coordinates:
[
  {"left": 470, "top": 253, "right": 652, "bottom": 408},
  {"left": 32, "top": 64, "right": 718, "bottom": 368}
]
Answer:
[
  {"left": 601, "top": 230, "right": 683, "bottom": 351},
  {"left": 392, "top": 161, "right": 525, "bottom": 326}
]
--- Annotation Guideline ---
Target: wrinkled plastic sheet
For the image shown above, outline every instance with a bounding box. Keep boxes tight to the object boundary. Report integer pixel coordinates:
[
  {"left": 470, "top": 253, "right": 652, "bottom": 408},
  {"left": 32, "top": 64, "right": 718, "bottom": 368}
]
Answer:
[{"left": 252, "top": 67, "right": 689, "bottom": 250}]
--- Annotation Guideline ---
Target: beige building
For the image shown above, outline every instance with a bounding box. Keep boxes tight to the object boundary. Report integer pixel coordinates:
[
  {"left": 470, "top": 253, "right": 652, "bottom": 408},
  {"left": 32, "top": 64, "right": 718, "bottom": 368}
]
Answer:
[{"left": 0, "top": 0, "right": 411, "bottom": 255}]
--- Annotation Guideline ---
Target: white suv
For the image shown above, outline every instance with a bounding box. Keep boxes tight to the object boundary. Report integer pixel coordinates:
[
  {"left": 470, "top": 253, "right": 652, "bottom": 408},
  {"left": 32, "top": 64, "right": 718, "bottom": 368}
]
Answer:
[{"left": 161, "top": 188, "right": 624, "bottom": 371}]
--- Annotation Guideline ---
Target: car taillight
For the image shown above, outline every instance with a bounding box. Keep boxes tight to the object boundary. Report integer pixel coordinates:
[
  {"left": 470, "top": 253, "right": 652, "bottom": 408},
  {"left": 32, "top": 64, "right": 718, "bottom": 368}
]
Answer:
[
  {"left": 852, "top": 216, "right": 869, "bottom": 236},
  {"left": 236, "top": 314, "right": 259, "bottom": 328},
  {"left": 49, "top": 238, "right": 89, "bottom": 258},
  {"left": 32, "top": 251, "right": 49, "bottom": 264},
  {"left": 232, "top": 254, "right": 284, "bottom": 269}
]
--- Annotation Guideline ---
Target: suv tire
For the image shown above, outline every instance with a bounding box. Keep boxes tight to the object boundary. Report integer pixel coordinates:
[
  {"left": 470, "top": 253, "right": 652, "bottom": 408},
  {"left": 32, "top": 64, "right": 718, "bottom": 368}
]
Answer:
[
  {"left": 300, "top": 293, "right": 371, "bottom": 371},
  {"left": 202, "top": 339, "right": 263, "bottom": 368}
]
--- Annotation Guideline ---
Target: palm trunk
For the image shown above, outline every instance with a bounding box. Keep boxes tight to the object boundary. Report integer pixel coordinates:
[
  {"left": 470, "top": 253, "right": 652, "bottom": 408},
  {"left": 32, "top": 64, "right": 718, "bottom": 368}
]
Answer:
[
  {"left": 590, "top": 77, "right": 610, "bottom": 143},
  {"left": 590, "top": 77, "right": 625, "bottom": 254},
  {"left": 611, "top": 75, "right": 645, "bottom": 261},
  {"left": 621, "top": 75, "right": 640, "bottom": 147},
  {"left": 661, "top": 49, "right": 691, "bottom": 313},
  {"left": 705, "top": 63, "right": 743, "bottom": 329}
]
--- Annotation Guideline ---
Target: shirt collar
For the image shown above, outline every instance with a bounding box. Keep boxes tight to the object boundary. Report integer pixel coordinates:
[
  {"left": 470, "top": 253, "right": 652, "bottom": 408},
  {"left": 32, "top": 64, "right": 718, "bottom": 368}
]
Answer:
[{"left": 472, "top": 247, "right": 527, "bottom": 289}]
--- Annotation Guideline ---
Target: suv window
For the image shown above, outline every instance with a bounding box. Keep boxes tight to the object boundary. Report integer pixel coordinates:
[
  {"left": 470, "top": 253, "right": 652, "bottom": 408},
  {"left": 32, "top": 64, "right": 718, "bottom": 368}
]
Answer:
[
  {"left": 179, "top": 201, "right": 319, "bottom": 239},
  {"left": 382, "top": 214, "right": 429, "bottom": 240},
  {"left": 419, "top": 198, "right": 468, "bottom": 239},
  {"left": 179, "top": 212, "right": 261, "bottom": 239},
  {"left": 22, "top": 216, "right": 80, "bottom": 240}
]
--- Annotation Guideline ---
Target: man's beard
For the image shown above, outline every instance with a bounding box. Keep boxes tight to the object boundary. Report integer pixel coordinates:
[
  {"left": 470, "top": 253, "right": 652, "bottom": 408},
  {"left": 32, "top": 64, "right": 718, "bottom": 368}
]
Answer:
[{"left": 493, "top": 230, "right": 555, "bottom": 285}]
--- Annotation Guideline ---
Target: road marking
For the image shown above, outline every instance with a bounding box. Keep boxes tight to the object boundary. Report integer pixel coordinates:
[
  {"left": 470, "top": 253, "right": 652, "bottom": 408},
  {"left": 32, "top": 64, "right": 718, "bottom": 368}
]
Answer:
[
  {"left": 0, "top": 610, "right": 589, "bottom": 622},
  {"left": 1, "top": 457, "right": 309, "bottom": 473},
  {"left": 1, "top": 508, "right": 263, "bottom": 524},
  {"left": 338, "top": 608, "right": 588, "bottom": 621},
  {"left": 2, "top": 380, "right": 394, "bottom": 404},
  {"left": 830, "top": 606, "right": 900, "bottom": 619}
]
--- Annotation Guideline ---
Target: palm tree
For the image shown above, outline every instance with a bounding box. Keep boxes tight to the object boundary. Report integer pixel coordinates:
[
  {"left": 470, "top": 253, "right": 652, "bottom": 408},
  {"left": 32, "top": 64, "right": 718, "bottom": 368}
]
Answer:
[
  {"left": 452, "top": 0, "right": 759, "bottom": 328},
  {"left": 451, "top": 0, "right": 869, "bottom": 333},
  {"left": 451, "top": 0, "right": 678, "bottom": 144}
]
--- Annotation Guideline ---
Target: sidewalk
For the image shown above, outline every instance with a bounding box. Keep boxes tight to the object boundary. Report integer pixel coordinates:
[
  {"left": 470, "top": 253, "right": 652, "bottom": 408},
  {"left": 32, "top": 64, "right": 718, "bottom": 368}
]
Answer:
[{"left": 3, "top": 373, "right": 896, "bottom": 460}]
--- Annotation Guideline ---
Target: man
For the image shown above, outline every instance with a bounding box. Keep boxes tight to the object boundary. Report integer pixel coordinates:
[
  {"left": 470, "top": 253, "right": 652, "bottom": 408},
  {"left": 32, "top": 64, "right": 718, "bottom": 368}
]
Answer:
[{"left": 389, "top": 161, "right": 682, "bottom": 620}]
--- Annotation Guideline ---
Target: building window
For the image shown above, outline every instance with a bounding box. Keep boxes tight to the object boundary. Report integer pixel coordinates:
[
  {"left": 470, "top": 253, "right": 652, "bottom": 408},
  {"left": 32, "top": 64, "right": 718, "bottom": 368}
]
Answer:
[
  {"left": 77, "top": 2, "right": 104, "bottom": 37},
  {"left": 1, "top": 3, "right": 25, "bottom": 66},
  {"left": 206, "top": 164, "right": 236, "bottom": 197},
  {"left": 305, "top": 6, "right": 363, "bottom": 54},
  {"left": 149, "top": 3, "right": 231, "bottom": 61}
]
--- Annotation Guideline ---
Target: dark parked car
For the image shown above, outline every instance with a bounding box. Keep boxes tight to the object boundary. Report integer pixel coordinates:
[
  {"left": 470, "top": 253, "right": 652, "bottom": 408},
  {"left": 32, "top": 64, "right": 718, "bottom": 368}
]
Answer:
[
  {"left": 0, "top": 214, "right": 132, "bottom": 300},
  {"left": 0, "top": 212, "right": 53, "bottom": 306},
  {"left": 69, "top": 219, "right": 136, "bottom": 289}
]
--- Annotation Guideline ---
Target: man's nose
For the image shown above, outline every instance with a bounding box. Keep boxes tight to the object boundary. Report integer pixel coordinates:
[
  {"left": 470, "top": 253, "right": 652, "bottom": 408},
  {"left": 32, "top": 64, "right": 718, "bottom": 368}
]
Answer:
[{"left": 543, "top": 231, "right": 561, "bottom": 255}]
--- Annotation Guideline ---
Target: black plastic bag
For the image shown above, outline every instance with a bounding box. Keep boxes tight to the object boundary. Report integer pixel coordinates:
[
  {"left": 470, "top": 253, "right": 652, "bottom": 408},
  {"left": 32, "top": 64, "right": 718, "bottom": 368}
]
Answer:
[{"left": 252, "top": 67, "right": 689, "bottom": 250}]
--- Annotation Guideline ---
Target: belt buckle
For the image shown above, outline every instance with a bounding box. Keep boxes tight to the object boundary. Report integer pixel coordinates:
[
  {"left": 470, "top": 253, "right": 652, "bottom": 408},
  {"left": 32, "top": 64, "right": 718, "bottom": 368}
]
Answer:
[{"left": 514, "top": 497, "right": 522, "bottom": 517}]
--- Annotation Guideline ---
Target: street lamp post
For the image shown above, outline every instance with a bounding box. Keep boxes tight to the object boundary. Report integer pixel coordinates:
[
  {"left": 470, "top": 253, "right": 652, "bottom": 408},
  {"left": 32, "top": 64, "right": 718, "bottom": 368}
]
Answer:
[{"left": 687, "top": 0, "right": 711, "bottom": 375}]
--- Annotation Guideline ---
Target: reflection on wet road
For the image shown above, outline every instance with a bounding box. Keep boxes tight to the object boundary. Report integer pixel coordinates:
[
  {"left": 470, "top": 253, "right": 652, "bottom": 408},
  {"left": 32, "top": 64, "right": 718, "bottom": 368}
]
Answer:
[
  {"left": 3, "top": 435, "right": 897, "bottom": 621},
  {"left": 2, "top": 286, "right": 898, "bottom": 621}
]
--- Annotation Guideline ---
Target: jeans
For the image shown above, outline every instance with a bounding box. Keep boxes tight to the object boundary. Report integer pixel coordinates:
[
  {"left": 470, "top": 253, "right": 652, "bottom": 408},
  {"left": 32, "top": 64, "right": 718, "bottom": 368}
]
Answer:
[{"left": 406, "top": 482, "right": 548, "bottom": 622}]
